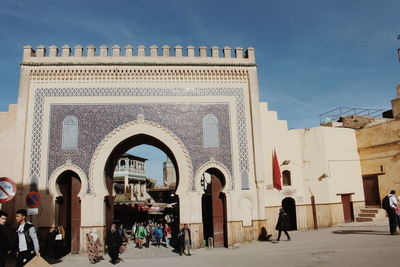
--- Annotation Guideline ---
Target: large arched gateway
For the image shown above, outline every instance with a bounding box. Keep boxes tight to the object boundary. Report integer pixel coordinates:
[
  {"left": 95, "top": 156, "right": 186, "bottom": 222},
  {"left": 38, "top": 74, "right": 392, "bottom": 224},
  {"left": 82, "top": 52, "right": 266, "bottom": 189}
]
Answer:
[{"left": 19, "top": 45, "right": 266, "bottom": 252}]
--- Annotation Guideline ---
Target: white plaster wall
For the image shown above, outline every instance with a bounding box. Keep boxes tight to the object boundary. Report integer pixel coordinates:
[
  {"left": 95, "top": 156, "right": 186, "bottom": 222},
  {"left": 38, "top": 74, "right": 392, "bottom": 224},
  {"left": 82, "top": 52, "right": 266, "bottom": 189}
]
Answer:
[
  {"left": 259, "top": 103, "right": 364, "bottom": 206},
  {"left": 0, "top": 104, "right": 17, "bottom": 179},
  {"left": 259, "top": 102, "right": 307, "bottom": 207}
]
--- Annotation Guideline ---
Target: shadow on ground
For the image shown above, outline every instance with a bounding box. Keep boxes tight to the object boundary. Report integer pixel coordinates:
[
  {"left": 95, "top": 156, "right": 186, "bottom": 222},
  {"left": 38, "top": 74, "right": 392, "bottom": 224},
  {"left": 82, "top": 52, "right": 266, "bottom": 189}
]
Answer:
[{"left": 332, "top": 230, "right": 389, "bottom": 236}]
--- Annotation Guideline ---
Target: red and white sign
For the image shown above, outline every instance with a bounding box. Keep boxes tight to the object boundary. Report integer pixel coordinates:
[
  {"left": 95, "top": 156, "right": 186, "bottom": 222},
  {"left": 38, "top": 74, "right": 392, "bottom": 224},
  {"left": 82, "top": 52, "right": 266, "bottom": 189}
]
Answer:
[
  {"left": 26, "top": 191, "right": 41, "bottom": 208},
  {"left": 0, "top": 177, "right": 17, "bottom": 203}
]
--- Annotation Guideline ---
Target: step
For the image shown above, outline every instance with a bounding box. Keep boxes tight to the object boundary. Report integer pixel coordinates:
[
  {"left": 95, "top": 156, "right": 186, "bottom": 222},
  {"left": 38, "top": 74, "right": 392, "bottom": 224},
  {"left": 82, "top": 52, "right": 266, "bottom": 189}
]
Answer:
[
  {"left": 356, "top": 217, "right": 373, "bottom": 222},
  {"left": 358, "top": 213, "right": 376, "bottom": 218},
  {"left": 360, "top": 209, "right": 379, "bottom": 213}
]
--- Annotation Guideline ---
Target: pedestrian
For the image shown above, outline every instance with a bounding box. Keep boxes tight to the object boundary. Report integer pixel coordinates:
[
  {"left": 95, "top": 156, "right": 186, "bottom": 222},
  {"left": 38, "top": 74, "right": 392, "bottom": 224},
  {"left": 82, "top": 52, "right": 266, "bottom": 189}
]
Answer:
[
  {"left": 0, "top": 210, "right": 9, "bottom": 267},
  {"left": 106, "top": 224, "right": 122, "bottom": 264},
  {"left": 164, "top": 223, "right": 172, "bottom": 248},
  {"left": 178, "top": 224, "right": 191, "bottom": 256},
  {"left": 135, "top": 222, "right": 147, "bottom": 249},
  {"left": 382, "top": 190, "right": 399, "bottom": 235},
  {"left": 153, "top": 224, "right": 163, "bottom": 247},
  {"left": 86, "top": 229, "right": 101, "bottom": 264},
  {"left": 275, "top": 208, "right": 291, "bottom": 241},
  {"left": 131, "top": 222, "right": 137, "bottom": 242},
  {"left": 51, "top": 225, "right": 65, "bottom": 259},
  {"left": 145, "top": 223, "right": 152, "bottom": 248},
  {"left": 14, "top": 209, "right": 40, "bottom": 267},
  {"left": 397, "top": 196, "right": 400, "bottom": 231}
]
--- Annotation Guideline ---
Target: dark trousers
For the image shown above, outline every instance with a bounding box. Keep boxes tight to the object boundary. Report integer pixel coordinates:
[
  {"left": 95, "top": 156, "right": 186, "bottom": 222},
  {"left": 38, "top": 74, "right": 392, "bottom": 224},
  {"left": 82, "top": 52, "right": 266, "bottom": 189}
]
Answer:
[
  {"left": 277, "top": 230, "right": 290, "bottom": 240},
  {"left": 108, "top": 246, "right": 119, "bottom": 264},
  {"left": 16, "top": 250, "right": 35, "bottom": 267},
  {"left": 0, "top": 252, "right": 5, "bottom": 267},
  {"left": 387, "top": 209, "right": 398, "bottom": 234},
  {"left": 397, "top": 215, "right": 400, "bottom": 230}
]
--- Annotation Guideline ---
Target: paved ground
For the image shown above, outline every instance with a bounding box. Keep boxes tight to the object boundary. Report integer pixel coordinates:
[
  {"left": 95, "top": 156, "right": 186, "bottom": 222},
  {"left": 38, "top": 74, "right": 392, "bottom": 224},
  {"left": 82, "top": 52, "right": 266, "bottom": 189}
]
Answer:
[{"left": 6, "top": 218, "right": 400, "bottom": 266}]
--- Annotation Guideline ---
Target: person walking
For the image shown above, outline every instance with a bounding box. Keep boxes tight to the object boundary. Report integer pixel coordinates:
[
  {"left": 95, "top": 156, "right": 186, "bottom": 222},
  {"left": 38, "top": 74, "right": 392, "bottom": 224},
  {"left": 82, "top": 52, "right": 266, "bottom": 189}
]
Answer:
[
  {"left": 106, "top": 224, "right": 122, "bottom": 264},
  {"left": 164, "top": 223, "right": 172, "bottom": 248},
  {"left": 135, "top": 222, "right": 147, "bottom": 249},
  {"left": 0, "top": 210, "right": 9, "bottom": 267},
  {"left": 131, "top": 222, "right": 137, "bottom": 242},
  {"left": 86, "top": 229, "right": 101, "bottom": 264},
  {"left": 14, "top": 209, "right": 40, "bottom": 267},
  {"left": 275, "top": 208, "right": 291, "bottom": 241},
  {"left": 178, "top": 224, "right": 191, "bottom": 256},
  {"left": 153, "top": 224, "right": 163, "bottom": 247},
  {"left": 383, "top": 190, "right": 399, "bottom": 235}
]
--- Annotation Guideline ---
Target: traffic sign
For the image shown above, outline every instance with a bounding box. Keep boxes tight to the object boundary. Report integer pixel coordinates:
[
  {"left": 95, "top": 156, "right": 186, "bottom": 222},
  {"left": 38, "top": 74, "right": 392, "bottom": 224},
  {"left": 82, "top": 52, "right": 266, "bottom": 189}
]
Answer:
[
  {"left": 0, "top": 177, "right": 17, "bottom": 203},
  {"left": 26, "top": 191, "right": 41, "bottom": 208}
]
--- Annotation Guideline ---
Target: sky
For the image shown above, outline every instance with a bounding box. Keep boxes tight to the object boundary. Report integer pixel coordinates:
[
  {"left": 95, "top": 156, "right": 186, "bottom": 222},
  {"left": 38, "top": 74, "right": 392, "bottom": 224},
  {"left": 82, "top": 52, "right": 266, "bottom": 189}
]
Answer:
[{"left": 0, "top": 0, "right": 399, "bottom": 182}]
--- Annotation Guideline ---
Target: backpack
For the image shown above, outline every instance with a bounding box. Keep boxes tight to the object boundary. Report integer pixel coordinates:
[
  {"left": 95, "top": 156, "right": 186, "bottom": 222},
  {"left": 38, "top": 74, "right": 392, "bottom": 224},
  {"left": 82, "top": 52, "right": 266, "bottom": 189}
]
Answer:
[{"left": 382, "top": 195, "right": 390, "bottom": 210}]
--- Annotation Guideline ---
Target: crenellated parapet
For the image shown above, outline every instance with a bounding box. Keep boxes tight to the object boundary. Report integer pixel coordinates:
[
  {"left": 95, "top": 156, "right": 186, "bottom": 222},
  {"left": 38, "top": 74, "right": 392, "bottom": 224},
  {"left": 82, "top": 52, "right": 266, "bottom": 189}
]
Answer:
[{"left": 22, "top": 44, "right": 256, "bottom": 65}]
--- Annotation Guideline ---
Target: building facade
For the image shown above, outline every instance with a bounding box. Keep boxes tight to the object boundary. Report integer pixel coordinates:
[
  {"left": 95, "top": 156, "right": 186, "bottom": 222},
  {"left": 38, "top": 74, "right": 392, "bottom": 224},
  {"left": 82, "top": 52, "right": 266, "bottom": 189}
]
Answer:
[{"left": 0, "top": 44, "right": 365, "bottom": 253}]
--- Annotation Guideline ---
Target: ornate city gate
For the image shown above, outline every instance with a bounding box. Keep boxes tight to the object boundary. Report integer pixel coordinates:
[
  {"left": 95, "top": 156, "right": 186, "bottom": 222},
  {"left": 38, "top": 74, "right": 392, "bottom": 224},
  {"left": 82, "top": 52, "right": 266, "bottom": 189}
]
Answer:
[{"left": 16, "top": 44, "right": 267, "bottom": 251}]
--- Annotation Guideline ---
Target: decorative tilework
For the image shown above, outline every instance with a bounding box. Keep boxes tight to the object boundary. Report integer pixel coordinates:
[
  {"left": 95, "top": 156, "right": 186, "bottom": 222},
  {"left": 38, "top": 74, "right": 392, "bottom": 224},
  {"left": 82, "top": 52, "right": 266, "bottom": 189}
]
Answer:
[{"left": 29, "top": 87, "right": 249, "bottom": 191}]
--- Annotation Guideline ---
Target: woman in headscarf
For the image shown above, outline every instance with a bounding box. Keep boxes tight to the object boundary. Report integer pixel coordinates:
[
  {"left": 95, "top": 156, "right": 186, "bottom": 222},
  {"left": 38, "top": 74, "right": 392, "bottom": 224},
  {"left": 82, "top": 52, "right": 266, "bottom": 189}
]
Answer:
[
  {"left": 54, "top": 225, "right": 65, "bottom": 259},
  {"left": 86, "top": 228, "right": 101, "bottom": 264},
  {"left": 275, "top": 208, "right": 291, "bottom": 241},
  {"left": 106, "top": 224, "right": 122, "bottom": 264}
]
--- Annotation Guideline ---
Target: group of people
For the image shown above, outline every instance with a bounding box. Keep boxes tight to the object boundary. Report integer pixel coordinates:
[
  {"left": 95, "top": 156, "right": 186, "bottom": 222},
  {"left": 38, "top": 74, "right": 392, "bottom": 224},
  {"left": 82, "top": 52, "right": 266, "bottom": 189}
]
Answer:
[
  {"left": 0, "top": 209, "right": 41, "bottom": 267},
  {"left": 131, "top": 222, "right": 172, "bottom": 249},
  {"left": 384, "top": 190, "right": 400, "bottom": 235},
  {"left": 85, "top": 221, "right": 192, "bottom": 265},
  {"left": 127, "top": 222, "right": 191, "bottom": 255}
]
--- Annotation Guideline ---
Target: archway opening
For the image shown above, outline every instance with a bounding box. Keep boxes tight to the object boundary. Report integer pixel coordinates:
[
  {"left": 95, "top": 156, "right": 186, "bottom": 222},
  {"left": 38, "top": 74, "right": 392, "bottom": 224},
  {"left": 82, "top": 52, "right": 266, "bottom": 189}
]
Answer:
[
  {"left": 282, "top": 197, "right": 297, "bottom": 231},
  {"left": 55, "top": 170, "right": 82, "bottom": 254},
  {"left": 201, "top": 168, "right": 227, "bottom": 248},
  {"left": 104, "top": 134, "right": 180, "bottom": 243}
]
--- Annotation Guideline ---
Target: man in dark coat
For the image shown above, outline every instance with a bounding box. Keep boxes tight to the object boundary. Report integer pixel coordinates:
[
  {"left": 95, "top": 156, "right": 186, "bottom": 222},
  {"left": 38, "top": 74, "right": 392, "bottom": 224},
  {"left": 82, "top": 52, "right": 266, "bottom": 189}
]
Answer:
[
  {"left": 106, "top": 224, "right": 122, "bottom": 264},
  {"left": 0, "top": 210, "right": 9, "bottom": 267},
  {"left": 178, "top": 224, "right": 191, "bottom": 256},
  {"left": 275, "top": 208, "right": 291, "bottom": 241}
]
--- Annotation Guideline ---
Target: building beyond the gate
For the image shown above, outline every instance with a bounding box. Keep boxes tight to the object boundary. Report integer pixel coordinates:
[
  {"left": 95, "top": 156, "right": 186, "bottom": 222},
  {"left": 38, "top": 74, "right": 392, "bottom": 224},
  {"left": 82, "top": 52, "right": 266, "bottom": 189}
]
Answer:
[{"left": 0, "top": 44, "right": 365, "bottom": 252}]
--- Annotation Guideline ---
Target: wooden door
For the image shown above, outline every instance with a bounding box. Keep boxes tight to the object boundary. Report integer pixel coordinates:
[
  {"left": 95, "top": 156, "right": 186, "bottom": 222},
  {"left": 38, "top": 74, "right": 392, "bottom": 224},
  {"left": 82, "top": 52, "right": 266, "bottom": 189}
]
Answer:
[
  {"left": 362, "top": 175, "right": 381, "bottom": 206},
  {"left": 211, "top": 174, "right": 225, "bottom": 247},
  {"left": 70, "top": 175, "right": 81, "bottom": 253},
  {"left": 57, "top": 171, "right": 81, "bottom": 254},
  {"left": 341, "top": 194, "right": 353, "bottom": 223}
]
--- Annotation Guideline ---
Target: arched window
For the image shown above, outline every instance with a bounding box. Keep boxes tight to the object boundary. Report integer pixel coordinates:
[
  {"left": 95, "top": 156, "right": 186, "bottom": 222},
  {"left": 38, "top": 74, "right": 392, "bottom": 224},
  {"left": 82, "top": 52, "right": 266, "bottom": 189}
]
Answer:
[
  {"left": 203, "top": 114, "right": 219, "bottom": 147},
  {"left": 62, "top": 116, "right": 78, "bottom": 150},
  {"left": 282, "top": 170, "right": 291, "bottom": 186},
  {"left": 120, "top": 160, "right": 126, "bottom": 171}
]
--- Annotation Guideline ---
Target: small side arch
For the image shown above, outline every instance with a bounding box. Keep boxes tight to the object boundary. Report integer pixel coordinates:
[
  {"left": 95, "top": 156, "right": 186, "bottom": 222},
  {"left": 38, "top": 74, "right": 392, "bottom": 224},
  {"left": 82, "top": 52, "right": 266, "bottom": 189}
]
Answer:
[
  {"left": 194, "top": 159, "right": 232, "bottom": 193},
  {"left": 48, "top": 160, "right": 89, "bottom": 197}
]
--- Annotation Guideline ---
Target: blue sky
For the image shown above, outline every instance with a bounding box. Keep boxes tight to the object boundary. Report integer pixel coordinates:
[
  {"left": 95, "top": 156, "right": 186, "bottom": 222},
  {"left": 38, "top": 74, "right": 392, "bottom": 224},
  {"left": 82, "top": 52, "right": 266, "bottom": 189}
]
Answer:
[{"left": 0, "top": 0, "right": 399, "bottom": 181}]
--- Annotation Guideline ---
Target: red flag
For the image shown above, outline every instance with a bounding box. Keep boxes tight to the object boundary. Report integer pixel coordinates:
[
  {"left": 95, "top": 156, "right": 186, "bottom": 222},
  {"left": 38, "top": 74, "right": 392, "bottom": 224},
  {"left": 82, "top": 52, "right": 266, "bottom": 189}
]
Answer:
[{"left": 272, "top": 149, "right": 282, "bottom": 190}]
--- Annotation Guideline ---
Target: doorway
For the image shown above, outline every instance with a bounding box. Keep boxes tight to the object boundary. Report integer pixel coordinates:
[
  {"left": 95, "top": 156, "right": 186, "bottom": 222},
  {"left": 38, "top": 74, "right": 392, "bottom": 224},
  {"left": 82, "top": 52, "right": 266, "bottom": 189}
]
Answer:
[
  {"left": 282, "top": 197, "right": 297, "bottom": 231},
  {"left": 362, "top": 175, "right": 381, "bottom": 206},
  {"left": 202, "top": 168, "right": 227, "bottom": 248},
  {"left": 56, "top": 170, "right": 81, "bottom": 254}
]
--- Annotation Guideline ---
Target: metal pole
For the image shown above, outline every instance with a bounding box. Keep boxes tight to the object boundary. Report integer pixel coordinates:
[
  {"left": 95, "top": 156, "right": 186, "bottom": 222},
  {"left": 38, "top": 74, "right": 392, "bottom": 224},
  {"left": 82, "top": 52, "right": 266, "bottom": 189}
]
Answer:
[{"left": 311, "top": 195, "right": 318, "bottom": 229}]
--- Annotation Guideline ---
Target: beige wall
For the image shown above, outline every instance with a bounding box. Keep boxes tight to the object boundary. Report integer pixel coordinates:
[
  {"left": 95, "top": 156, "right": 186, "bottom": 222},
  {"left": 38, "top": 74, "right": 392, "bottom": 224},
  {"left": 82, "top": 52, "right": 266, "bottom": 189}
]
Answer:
[
  {"left": 356, "top": 120, "right": 400, "bottom": 199},
  {"left": 259, "top": 102, "right": 365, "bottom": 231},
  {"left": 0, "top": 104, "right": 17, "bottom": 178}
]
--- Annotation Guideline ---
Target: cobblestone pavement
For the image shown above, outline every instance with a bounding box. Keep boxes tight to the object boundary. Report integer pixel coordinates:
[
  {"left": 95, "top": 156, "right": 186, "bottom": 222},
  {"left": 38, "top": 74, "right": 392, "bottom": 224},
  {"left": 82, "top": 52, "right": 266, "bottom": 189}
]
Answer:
[{"left": 6, "top": 218, "right": 400, "bottom": 267}]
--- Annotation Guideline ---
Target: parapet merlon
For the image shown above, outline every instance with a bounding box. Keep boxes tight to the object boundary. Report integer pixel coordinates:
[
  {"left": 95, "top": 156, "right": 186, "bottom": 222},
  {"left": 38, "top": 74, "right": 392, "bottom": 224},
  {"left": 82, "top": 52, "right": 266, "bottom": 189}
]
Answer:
[{"left": 22, "top": 45, "right": 256, "bottom": 65}]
